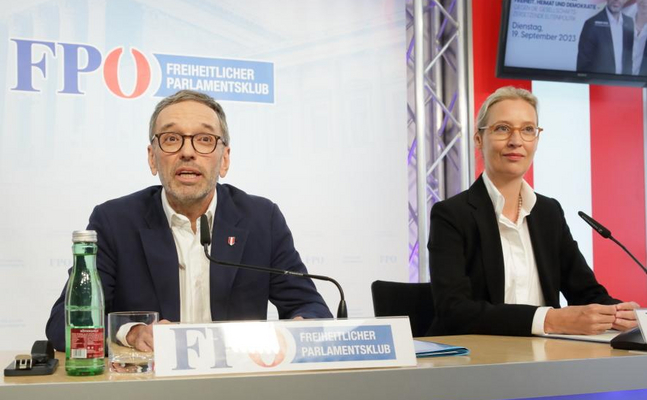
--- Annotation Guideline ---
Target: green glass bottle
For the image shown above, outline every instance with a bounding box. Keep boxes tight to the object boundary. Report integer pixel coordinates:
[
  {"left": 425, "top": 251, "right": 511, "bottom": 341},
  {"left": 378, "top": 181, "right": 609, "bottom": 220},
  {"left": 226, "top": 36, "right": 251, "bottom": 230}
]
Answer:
[{"left": 65, "top": 230, "right": 105, "bottom": 376}]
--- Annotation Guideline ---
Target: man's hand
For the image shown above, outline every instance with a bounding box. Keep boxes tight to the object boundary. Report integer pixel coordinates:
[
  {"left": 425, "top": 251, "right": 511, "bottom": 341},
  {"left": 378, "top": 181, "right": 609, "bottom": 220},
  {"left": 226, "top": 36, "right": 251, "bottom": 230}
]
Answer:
[
  {"left": 125, "top": 319, "right": 171, "bottom": 351},
  {"left": 544, "top": 304, "right": 616, "bottom": 335},
  {"left": 612, "top": 302, "right": 640, "bottom": 331}
]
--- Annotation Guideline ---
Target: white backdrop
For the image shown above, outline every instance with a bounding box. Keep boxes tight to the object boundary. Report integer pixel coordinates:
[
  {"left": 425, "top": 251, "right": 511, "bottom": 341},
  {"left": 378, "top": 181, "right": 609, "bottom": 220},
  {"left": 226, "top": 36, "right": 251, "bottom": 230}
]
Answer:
[{"left": 0, "top": 0, "right": 408, "bottom": 350}]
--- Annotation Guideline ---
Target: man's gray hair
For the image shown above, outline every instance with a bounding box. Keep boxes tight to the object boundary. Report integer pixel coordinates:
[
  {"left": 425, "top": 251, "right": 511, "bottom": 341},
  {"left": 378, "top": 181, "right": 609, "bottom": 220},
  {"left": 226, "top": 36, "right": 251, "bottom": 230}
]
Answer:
[
  {"left": 149, "top": 90, "right": 230, "bottom": 145},
  {"left": 475, "top": 86, "right": 539, "bottom": 133}
]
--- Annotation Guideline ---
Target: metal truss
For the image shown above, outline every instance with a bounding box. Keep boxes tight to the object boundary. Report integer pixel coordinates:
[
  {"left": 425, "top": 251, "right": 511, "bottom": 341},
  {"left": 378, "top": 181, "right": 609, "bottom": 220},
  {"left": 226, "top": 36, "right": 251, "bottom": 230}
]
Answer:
[{"left": 407, "top": 0, "right": 470, "bottom": 282}]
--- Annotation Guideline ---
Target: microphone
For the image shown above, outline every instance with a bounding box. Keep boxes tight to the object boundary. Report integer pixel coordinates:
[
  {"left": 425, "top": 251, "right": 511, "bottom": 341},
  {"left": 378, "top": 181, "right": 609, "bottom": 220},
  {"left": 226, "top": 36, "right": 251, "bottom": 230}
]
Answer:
[
  {"left": 578, "top": 211, "right": 611, "bottom": 239},
  {"left": 199, "top": 214, "right": 348, "bottom": 319},
  {"left": 578, "top": 211, "right": 647, "bottom": 351},
  {"left": 200, "top": 215, "right": 212, "bottom": 247},
  {"left": 578, "top": 211, "right": 647, "bottom": 275}
]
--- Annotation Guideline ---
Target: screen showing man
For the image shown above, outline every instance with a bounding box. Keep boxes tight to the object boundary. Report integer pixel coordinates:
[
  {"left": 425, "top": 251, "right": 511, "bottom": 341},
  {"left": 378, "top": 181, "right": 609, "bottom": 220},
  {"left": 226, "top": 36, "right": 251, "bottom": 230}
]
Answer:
[{"left": 577, "top": 0, "right": 634, "bottom": 75}]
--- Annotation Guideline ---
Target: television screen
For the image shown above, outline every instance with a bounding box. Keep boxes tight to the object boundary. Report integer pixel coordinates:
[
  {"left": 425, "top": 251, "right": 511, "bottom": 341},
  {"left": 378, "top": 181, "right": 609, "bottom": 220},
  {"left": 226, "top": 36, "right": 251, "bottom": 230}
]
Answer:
[{"left": 497, "top": 0, "right": 647, "bottom": 87}]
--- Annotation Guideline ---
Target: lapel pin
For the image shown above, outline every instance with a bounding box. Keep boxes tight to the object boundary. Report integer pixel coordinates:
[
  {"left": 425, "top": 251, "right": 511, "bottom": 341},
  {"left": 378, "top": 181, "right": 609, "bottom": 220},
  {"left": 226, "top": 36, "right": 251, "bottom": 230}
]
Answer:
[{"left": 227, "top": 236, "right": 236, "bottom": 246}]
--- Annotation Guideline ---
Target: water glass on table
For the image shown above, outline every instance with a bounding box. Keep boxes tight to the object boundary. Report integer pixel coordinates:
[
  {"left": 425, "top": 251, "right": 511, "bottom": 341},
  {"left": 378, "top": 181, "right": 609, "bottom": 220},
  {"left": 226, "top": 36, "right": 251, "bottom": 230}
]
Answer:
[{"left": 108, "top": 311, "right": 158, "bottom": 373}]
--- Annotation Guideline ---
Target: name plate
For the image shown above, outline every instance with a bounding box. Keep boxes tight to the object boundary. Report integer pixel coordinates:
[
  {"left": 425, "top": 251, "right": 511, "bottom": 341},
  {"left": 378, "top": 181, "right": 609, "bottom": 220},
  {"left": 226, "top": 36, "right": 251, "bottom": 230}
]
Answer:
[
  {"left": 153, "top": 317, "right": 416, "bottom": 377},
  {"left": 635, "top": 308, "right": 647, "bottom": 342}
]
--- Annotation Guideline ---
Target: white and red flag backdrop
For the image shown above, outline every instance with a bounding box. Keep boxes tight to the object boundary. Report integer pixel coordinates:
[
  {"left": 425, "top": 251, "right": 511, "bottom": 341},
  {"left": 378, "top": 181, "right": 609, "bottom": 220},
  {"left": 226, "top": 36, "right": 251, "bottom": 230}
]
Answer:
[{"left": 473, "top": 1, "right": 647, "bottom": 307}]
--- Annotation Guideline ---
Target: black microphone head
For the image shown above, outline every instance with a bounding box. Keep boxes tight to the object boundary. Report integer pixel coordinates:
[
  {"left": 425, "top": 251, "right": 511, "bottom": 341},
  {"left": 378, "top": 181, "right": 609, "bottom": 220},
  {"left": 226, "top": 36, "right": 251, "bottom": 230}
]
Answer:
[
  {"left": 199, "top": 214, "right": 211, "bottom": 246},
  {"left": 578, "top": 211, "right": 611, "bottom": 239}
]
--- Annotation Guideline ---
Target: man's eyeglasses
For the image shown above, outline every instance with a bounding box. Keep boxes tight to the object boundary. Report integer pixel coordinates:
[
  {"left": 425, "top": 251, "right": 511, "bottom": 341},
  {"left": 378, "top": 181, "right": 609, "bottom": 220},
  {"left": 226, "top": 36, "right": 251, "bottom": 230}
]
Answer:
[
  {"left": 479, "top": 123, "right": 543, "bottom": 142},
  {"left": 152, "top": 132, "right": 224, "bottom": 154}
]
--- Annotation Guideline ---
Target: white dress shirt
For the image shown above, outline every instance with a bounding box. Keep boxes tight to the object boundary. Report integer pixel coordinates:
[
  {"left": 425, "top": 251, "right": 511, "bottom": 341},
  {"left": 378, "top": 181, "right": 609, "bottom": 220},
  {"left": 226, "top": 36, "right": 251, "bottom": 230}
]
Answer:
[
  {"left": 482, "top": 172, "right": 551, "bottom": 335},
  {"left": 161, "top": 188, "right": 217, "bottom": 323},
  {"left": 116, "top": 189, "right": 217, "bottom": 345},
  {"left": 606, "top": 6, "right": 626, "bottom": 74},
  {"left": 633, "top": 21, "right": 647, "bottom": 75}
]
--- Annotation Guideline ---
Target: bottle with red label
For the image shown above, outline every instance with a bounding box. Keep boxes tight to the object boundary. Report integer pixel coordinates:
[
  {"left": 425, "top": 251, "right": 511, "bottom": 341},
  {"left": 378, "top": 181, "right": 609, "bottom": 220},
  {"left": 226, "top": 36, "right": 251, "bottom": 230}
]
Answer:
[{"left": 65, "top": 230, "right": 105, "bottom": 376}]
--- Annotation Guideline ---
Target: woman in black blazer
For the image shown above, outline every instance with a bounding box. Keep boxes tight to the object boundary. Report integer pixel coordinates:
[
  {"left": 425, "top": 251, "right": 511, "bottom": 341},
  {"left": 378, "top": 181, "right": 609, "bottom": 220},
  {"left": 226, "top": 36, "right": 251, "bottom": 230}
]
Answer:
[{"left": 427, "top": 86, "right": 639, "bottom": 336}]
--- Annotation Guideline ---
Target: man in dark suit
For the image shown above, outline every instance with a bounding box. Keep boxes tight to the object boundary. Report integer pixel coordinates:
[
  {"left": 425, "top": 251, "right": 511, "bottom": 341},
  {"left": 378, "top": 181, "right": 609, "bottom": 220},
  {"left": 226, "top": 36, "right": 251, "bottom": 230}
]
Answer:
[
  {"left": 46, "top": 90, "right": 332, "bottom": 351},
  {"left": 577, "top": 0, "right": 633, "bottom": 75}
]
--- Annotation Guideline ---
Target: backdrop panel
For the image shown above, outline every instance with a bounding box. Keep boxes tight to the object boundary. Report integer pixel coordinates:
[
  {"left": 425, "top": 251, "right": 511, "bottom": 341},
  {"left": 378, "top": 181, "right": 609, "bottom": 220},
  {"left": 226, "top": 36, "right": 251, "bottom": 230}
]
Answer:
[{"left": 0, "top": 0, "right": 408, "bottom": 350}]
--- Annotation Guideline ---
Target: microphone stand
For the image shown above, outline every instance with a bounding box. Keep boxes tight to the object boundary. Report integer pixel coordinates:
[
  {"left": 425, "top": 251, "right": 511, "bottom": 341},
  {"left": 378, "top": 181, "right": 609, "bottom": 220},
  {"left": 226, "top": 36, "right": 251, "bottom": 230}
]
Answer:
[
  {"left": 579, "top": 211, "right": 647, "bottom": 351},
  {"left": 200, "top": 215, "right": 348, "bottom": 319}
]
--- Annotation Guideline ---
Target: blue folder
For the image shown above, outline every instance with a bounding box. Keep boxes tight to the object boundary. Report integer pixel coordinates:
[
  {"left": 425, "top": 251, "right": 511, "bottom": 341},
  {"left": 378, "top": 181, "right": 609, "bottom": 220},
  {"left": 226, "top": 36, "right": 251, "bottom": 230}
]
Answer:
[{"left": 414, "top": 340, "right": 470, "bottom": 358}]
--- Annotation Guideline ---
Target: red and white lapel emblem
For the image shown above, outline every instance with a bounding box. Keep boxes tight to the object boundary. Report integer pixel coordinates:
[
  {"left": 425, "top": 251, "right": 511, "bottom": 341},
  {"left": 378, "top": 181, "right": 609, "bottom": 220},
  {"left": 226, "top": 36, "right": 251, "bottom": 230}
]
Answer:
[{"left": 227, "top": 236, "right": 236, "bottom": 246}]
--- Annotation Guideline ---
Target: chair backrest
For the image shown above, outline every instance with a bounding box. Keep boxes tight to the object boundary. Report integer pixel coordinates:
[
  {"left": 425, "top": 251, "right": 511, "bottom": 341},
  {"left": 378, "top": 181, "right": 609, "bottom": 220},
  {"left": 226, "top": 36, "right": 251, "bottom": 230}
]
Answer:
[{"left": 370, "top": 280, "right": 434, "bottom": 337}]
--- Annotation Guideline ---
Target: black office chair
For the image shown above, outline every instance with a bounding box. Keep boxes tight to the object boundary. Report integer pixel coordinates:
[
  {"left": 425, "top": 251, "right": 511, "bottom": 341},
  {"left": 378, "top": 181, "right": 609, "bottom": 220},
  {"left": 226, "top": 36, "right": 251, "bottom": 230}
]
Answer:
[{"left": 370, "top": 280, "right": 434, "bottom": 337}]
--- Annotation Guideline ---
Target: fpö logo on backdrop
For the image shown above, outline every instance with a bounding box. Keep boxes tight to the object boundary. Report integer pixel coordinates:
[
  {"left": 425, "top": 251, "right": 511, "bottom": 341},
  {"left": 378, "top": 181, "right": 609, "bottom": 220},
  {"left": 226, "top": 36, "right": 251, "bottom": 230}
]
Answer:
[{"left": 9, "top": 38, "right": 274, "bottom": 103}]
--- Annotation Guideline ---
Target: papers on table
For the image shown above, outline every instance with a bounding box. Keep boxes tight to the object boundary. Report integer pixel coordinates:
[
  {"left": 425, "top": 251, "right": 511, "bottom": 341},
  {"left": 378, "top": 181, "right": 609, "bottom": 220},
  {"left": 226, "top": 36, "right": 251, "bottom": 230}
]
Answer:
[
  {"left": 538, "top": 330, "right": 620, "bottom": 343},
  {"left": 414, "top": 340, "right": 469, "bottom": 358}
]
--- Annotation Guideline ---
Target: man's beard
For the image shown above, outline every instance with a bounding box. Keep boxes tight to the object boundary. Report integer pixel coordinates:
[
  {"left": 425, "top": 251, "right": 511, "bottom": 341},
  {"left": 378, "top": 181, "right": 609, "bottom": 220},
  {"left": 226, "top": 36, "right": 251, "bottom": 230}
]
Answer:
[{"left": 160, "top": 172, "right": 218, "bottom": 207}]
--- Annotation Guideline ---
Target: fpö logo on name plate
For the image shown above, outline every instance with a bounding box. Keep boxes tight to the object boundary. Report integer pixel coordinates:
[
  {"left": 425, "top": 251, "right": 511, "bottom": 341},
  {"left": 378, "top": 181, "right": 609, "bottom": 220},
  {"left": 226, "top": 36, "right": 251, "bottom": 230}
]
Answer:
[{"left": 9, "top": 38, "right": 274, "bottom": 103}]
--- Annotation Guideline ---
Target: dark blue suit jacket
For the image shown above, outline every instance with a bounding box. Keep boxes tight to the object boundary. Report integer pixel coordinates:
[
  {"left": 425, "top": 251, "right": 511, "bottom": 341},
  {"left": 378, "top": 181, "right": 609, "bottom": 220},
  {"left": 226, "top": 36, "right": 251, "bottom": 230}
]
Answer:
[
  {"left": 577, "top": 8, "right": 634, "bottom": 75},
  {"left": 46, "top": 184, "right": 332, "bottom": 350}
]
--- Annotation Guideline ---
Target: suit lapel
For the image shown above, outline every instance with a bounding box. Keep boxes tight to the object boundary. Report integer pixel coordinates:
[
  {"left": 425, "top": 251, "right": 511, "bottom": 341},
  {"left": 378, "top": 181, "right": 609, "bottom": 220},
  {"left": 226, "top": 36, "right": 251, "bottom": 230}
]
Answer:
[
  {"left": 210, "top": 184, "right": 249, "bottom": 321},
  {"left": 469, "top": 176, "right": 505, "bottom": 304},
  {"left": 527, "top": 205, "right": 560, "bottom": 307},
  {"left": 140, "top": 189, "right": 181, "bottom": 321},
  {"left": 599, "top": 11, "right": 617, "bottom": 72}
]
